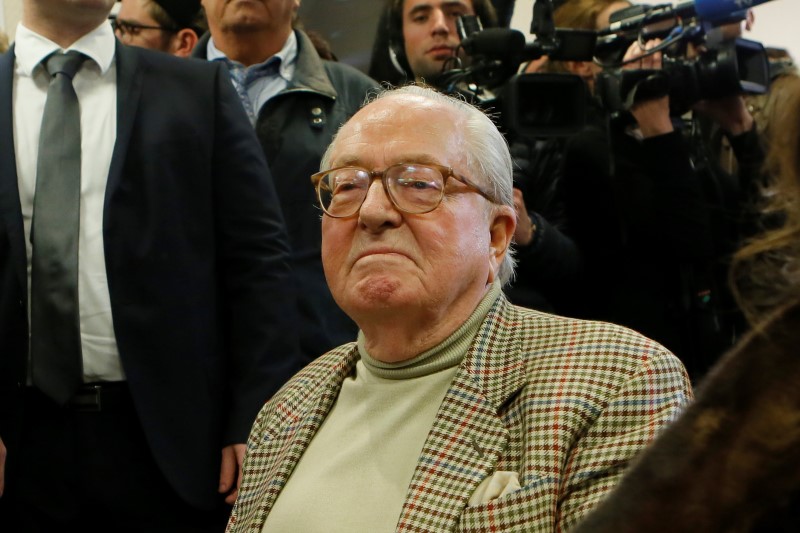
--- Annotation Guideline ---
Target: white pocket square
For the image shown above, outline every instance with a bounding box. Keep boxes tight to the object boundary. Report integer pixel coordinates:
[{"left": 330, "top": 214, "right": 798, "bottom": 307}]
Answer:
[{"left": 468, "top": 471, "right": 522, "bottom": 506}]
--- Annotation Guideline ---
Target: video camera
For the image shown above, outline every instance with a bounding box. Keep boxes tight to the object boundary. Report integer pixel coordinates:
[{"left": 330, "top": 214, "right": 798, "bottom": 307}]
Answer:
[
  {"left": 436, "top": 0, "right": 597, "bottom": 138},
  {"left": 595, "top": 0, "right": 775, "bottom": 114}
]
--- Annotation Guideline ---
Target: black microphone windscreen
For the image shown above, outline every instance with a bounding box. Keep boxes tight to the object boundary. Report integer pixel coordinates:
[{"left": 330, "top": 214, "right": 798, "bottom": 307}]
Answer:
[{"left": 462, "top": 29, "right": 526, "bottom": 58}]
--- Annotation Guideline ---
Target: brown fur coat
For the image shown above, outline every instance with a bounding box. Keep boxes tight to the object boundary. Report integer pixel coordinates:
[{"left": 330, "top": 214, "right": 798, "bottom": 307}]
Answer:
[{"left": 573, "top": 301, "right": 800, "bottom": 533}]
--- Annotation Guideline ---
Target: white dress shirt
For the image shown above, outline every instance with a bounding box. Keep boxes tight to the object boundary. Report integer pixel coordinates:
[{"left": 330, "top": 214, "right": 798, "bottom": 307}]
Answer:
[{"left": 13, "top": 20, "right": 123, "bottom": 382}]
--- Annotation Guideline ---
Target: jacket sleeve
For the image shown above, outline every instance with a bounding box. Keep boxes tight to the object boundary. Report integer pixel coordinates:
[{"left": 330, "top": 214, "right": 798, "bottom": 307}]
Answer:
[
  {"left": 557, "top": 344, "right": 693, "bottom": 531},
  {"left": 571, "top": 302, "right": 800, "bottom": 533},
  {"left": 210, "top": 61, "right": 306, "bottom": 444}
]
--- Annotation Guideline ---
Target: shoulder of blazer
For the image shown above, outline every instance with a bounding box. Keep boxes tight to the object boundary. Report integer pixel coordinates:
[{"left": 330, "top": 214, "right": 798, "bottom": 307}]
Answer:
[
  {"left": 118, "top": 42, "right": 223, "bottom": 80},
  {"left": 253, "top": 343, "right": 359, "bottom": 427},
  {"left": 485, "top": 295, "right": 684, "bottom": 410}
]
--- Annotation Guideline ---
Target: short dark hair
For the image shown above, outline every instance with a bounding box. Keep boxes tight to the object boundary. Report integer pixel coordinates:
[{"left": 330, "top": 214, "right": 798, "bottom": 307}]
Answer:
[
  {"left": 148, "top": 0, "right": 208, "bottom": 34},
  {"left": 369, "top": 0, "right": 498, "bottom": 85}
]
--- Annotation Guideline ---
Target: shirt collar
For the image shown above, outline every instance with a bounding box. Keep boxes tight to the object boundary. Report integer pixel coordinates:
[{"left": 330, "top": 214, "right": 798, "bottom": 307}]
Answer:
[
  {"left": 206, "top": 30, "right": 298, "bottom": 82},
  {"left": 14, "top": 20, "right": 116, "bottom": 77}
]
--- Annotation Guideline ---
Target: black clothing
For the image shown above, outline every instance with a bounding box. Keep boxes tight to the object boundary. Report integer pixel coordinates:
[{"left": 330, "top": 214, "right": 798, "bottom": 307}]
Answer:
[
  {"left": 0, "top": 42, "right": 303, "bottom": 517},
  {"left": 5, "top": 386, "right": 230, "bottom": 532},
  {"left": 505, "top": 137, "right": 582, "bottom": 313},
  {"left": 561, "top": 120, "right": 717, "bottom": 378},
  {"left": 195, "top": 30, "right": 379, "bottom": 353},
  {"left": 560, "top": 112, "right": 766, "bottom": 381}
]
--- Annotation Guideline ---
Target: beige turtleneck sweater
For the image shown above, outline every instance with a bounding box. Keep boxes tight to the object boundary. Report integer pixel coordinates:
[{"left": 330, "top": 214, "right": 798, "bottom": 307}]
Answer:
[{"left": 262, "top": 283, "right": 501, "bottom": 532}]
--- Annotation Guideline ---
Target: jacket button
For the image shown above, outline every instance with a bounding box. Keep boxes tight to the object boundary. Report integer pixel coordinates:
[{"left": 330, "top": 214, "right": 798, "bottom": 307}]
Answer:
[{"left": 311, "top": 107, "right": 323, "bottom": 116}]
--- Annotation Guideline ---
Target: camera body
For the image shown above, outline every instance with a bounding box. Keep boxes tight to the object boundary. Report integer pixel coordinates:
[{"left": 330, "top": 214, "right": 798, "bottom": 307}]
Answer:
[
  {"left": 595, "top": 1, "right": 771, "bottom": 115},
  {"left": 436, "top": 1, "right": 596, "bottom": 139}
]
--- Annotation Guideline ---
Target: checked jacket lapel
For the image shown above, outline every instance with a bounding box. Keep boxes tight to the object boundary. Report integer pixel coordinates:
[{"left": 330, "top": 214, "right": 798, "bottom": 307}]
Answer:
[
  {"left": 396, "top": 295, "right": 528, "bottom": 532},
  {"left": 230, "top": 295, "right": 527, "bottom": 532},
  {"left": 231, "top": 345, "right": 361, "bottom": 529}
]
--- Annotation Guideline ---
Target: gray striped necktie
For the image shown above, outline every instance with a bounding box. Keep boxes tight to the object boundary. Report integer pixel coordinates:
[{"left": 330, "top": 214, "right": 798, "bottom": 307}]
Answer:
[{"left": 30, "top": 50, "right": 88, "bottom": 404}]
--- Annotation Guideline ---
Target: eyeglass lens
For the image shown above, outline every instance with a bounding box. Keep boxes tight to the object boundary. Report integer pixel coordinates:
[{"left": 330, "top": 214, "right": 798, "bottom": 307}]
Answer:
[
  {"left": 112, "top": 19, "right": 171, "bottom": 36},
  {"left": 318, "top": 165, "right": 446, "bottom": 217}
]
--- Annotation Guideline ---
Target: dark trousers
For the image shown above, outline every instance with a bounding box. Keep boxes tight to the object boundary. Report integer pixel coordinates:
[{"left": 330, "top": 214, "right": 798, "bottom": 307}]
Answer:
[{"left": 0, "top": 384, "right": 230, "bottom": 533}]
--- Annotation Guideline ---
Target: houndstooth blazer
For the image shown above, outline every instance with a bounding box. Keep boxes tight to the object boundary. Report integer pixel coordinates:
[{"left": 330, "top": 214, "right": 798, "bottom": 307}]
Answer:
[{"left": 228, "top": 294, "right": 692, "bottom": 532}]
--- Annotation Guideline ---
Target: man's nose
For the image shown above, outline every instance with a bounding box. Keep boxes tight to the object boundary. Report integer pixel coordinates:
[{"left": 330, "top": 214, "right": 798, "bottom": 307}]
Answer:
[
  {"left": 430, "top": 8, "right": 450, "bottom": 35},
  {"left": 358, "top": 180, "right": 401, "bottom": 230}
]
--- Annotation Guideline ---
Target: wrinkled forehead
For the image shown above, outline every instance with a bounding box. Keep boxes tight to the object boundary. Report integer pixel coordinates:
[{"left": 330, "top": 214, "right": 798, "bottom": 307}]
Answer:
[{"left": 328, "top": 95, "right": 467, "bottom": 169}]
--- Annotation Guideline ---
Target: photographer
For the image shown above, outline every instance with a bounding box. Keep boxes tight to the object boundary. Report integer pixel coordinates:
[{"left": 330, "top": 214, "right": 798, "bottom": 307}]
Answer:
[
  {"left": 368, "top": 0, "right": 583, "bottom": 313},
  {"left": 368, "top": 0, "right": 499, "bottom": 86},
  {"left": 553, "top": 0, "right": 765, "bottom": 382}
]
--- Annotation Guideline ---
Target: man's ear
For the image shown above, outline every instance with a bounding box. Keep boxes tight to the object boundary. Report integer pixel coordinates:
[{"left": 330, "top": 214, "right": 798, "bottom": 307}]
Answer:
[
  {"left": 487, "top": 205, "right": 516, "bottom": 284},
  {"left": 170, "top": 29, "right": 199, "bottom": 58}
]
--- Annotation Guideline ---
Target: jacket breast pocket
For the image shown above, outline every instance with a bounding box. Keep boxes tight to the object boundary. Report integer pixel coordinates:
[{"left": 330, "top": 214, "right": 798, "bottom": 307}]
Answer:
[{"left": 457, "top": 474, "right": 557, "bottom": 533}]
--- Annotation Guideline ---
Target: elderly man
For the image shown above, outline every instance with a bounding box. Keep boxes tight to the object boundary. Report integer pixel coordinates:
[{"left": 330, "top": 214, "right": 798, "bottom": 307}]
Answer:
[{"left": 227, "top": 85, "right": 692, "bottom": 532}]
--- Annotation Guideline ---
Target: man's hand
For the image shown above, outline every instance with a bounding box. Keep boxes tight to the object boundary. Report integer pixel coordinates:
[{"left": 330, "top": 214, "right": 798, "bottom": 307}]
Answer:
[
  {"left": 0, "top": 436, "right": 6, "bottom": 497},
  {"left": 693, "top": 95, "right": 754, "bottom": 136},
  {"left": 624, "top": 39, "right": 674, "bottom": 137},
  {"left": 219, "top": 443, "right": 246, "bottom": 505}
]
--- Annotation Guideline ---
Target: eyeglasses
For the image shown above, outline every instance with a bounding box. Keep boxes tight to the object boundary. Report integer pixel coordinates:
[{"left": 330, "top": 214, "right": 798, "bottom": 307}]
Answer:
[
  {"left": 111, "top": 17, "right": 177, "bottom": 38},
  {"left": 311, "top": 163, "right": 496, "bottom": 218}
]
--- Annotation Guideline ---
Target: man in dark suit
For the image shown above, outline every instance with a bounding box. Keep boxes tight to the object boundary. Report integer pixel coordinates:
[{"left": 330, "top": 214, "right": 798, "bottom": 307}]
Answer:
[{"left": 0, "top": 0, "right": 304, "bottom": 529}]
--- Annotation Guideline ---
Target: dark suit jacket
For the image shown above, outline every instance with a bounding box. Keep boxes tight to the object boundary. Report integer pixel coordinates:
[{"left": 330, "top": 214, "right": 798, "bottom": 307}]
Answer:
[{"left": 0, "top": 43, "right": 304, "bottom": 510}]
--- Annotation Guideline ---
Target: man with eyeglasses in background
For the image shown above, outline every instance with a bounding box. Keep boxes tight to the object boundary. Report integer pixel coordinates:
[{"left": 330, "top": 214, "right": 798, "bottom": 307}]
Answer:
[
  {"left": 114, "top": 0, "right": 205, "bottom": 57},
  {"left": 226, "top": 84, "right": 693, "bottom": 532}
]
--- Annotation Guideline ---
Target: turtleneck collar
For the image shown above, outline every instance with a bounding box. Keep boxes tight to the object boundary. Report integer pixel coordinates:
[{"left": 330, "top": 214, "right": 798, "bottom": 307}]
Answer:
[{"left": 358, "top": 282, "right": 502, "bottom": 380}]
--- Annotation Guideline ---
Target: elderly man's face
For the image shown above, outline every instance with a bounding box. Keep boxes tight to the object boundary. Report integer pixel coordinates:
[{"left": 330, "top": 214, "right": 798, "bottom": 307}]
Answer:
[
  {"left": 321, "top": 94, "right": 507, "bottom": 325},
  {"left": 202, "top": 0, "right": 298, "bottom": 34},
  {"left": 402, "top": 0, "right": 474, "bottom": 81}
]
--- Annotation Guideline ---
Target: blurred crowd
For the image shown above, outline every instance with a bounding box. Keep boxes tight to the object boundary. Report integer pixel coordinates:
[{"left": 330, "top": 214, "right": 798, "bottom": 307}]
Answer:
[
  {"left": 46, "top": 0, "right": 798, "bottom": 383},
  {"left": 1, "top": 0, "right": 798, "bottom": 530}
]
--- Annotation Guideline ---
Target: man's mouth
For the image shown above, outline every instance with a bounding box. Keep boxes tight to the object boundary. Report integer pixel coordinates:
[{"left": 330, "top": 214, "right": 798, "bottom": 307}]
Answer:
[{"left": 427, "top": 46, "right": 455, "bottom": 59}]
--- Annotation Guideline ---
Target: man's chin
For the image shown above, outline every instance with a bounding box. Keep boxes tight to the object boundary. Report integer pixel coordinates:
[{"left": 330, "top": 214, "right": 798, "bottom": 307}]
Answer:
[
  {"left": 339, "top": 275, "right": 417, "bottom": 318},
  {"left": 354, "top": 277, "right": 403, "bottom": 305}
]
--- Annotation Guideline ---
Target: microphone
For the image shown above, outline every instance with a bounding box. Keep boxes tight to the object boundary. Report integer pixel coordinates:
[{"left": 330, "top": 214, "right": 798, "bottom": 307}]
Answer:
[
  {"left": 693, "top": 0, "right": 774, "bottom": 22},
  {"left": 604, "top": 0, "right": 774, "bottom": 35},
  {"left": 461, "top": 28, "right": 527, "bottom": 58}
]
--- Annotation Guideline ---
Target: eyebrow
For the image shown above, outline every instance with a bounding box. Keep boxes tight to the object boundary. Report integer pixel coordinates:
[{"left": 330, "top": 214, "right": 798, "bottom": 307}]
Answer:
[{"left": 332, "top": 154, "right": 446, "bottom": 168}]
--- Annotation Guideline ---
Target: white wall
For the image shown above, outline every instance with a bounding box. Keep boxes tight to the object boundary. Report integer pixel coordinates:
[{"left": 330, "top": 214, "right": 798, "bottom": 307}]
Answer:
[
  {"left": 510, "top": 0, "right": 799, "bottom": 60},
  {"left": 2, "top": 0, "right": 22, "bottom": 42}
]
